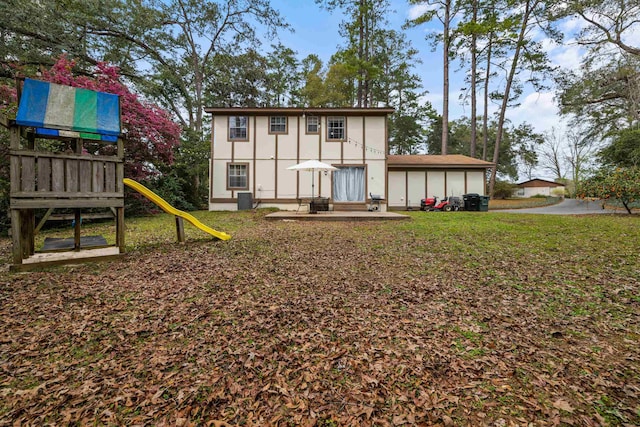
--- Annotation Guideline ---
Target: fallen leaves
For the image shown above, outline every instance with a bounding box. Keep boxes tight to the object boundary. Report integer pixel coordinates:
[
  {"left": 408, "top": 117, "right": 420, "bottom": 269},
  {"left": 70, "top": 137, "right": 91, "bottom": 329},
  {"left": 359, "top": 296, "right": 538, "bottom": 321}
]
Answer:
[
  {"left": 553, "top": 398, "right": 575, "bottom": 413},
  {"left": 0, "top": 213, "right": 639, "bottom": 425}
]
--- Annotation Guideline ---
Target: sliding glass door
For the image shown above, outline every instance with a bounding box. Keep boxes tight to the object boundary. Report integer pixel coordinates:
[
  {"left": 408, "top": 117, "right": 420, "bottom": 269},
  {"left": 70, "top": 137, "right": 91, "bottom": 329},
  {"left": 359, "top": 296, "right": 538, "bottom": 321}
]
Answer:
[{"left": 333, "top": 166, "right": 365, "bottom": 202}]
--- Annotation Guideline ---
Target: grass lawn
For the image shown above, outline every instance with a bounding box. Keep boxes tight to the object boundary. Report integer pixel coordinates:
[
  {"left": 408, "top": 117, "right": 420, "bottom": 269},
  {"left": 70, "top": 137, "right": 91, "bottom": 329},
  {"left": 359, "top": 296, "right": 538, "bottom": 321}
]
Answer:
[{"left": 0, "top": 210, "right": 638, "bottom": 426}]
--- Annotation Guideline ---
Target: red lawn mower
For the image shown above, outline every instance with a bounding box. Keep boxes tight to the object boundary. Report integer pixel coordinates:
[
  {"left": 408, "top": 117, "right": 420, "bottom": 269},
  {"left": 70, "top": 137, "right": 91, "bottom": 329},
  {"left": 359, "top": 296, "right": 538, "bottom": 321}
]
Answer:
[{"left": 420, "top": 196, "right": 463, "bottom": 212}]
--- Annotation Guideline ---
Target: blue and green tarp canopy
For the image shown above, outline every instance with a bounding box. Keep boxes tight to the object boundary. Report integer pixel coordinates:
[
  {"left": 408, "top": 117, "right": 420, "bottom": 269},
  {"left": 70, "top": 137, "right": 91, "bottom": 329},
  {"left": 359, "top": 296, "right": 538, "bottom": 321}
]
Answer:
[{"left": 16, "top": 78, "right": 121, "bottom": 143}]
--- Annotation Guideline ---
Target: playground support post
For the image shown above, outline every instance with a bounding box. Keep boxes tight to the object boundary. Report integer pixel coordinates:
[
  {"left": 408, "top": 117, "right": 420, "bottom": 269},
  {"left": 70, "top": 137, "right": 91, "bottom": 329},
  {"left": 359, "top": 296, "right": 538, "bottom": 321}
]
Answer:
[{"left": 176, "top": 217, "right": 185, "bottom": 243}]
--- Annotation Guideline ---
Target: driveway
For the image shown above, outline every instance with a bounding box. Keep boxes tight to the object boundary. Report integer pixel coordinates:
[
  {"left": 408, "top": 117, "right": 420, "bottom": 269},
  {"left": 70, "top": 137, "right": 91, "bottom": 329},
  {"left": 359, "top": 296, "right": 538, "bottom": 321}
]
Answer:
[{"left": 493, "top": 198, "right": 615, "bottom": 215}]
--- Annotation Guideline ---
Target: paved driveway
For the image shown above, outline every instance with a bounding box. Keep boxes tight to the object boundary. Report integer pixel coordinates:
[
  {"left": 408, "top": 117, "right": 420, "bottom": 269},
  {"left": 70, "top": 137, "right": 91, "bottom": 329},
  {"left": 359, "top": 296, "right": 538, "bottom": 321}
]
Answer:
[{"left": 494, "top": 198, "right": 615, "bottom": 215}]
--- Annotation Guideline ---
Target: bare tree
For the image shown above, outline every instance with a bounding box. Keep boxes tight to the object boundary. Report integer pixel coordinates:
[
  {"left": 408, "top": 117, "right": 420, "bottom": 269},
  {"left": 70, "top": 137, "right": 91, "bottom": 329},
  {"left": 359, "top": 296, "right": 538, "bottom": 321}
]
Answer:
[
  {"left": 538, "top": 127, "right": 599, "bottom": 196},
  {"left": 539, "top": 127, "right": 567, "bottom": 180},
  {"left": 565, "top": 130, "right": 598, "bottom": 195}
]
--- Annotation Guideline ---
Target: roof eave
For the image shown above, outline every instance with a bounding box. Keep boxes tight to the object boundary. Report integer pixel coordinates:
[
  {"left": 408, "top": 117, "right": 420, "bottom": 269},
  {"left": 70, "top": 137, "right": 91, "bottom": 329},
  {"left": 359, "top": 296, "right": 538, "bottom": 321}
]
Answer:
[
  {"left": 204, "top": 107, "right": 395, "bottom": 116},
  {"left": 388, "top": 164, "right": 493, "bottom": 169}
]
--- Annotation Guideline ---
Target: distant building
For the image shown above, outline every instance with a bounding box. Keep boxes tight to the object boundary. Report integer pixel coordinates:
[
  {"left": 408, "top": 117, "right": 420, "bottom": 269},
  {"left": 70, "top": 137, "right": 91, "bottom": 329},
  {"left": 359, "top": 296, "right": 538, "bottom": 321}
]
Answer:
[{"left": 515, "top": 179, "right": 565, "bottom": 198}]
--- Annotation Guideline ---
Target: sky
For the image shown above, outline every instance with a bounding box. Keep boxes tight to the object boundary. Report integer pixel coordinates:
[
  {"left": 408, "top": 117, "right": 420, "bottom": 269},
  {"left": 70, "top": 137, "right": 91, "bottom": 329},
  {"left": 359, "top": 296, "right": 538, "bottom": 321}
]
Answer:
[
  {"left": 268, "top": 0, "right": 576, "bottom": 135},
  {"left": 265, "top": 1, "right": 639, "bottom": 180}
]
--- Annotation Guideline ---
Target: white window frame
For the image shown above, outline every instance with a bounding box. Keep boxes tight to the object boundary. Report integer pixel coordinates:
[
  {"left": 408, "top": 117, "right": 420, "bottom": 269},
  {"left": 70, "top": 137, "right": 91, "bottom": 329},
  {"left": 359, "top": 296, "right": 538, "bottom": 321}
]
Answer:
[
  {"left": 228, "top": 116, "right": 248, "bottom": 141},
  {"left": 306, "top": 115, "right": 319, "bottom": 134},
  {"left": 269, "top": 116, "right": 287, "bottom": 134},
  {"left": 227, "top": 163, "right": 249, "bottom": 190},
  {"left": 327, "top": 116, "right": 345, "bottom": 141}
]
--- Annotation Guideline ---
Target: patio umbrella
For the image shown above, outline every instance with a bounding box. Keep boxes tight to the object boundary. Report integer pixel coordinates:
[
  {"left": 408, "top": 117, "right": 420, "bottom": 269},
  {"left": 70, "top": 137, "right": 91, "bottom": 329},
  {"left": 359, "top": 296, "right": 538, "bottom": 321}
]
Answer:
[{"left": 287, "top": 160, "right": 337, "bottom": 198}]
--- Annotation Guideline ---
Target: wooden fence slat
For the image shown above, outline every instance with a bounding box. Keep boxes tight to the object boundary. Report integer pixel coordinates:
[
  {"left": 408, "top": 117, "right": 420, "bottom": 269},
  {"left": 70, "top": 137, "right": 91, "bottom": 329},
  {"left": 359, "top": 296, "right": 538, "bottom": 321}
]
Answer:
[
  {"left": 79, "top": 160, "right": 92, "bottom": 192},
  {"left": 21, "top": 157, "right": 35, "bottom": 192},
  {"left": 11, "top": 199, "right": 124, "bottom": 209},
  {"left": 66, "top": 159, "right": 78, "bottom": 192},
  {"left": 93, "top": 161, "right": 104, "bottom": 193},
  {"left": 116, "top": 163, "right": 124, "bottom": 192},
  {"left": 37, "top": 158, "right": 51, "bottom": 192},
  {"left": 105, "top": 163, "right": 116, "bottom": 192},
  {"left": 11, "top": 191, "right": 122, "bottom": 198},
  {"left": 10, "top": 149, "right": 119, "bottom": 163},
  {"left": 10, "top": 156, "right": 21, "bottom": 193},
  {"left": 51, "top": 159, "right": 65, "bottom": 192}
]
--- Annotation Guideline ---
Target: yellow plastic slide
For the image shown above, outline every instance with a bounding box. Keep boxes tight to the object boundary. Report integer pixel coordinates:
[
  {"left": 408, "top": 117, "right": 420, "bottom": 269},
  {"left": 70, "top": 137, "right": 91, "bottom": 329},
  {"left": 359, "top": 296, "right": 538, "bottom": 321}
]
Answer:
[{"left": 123, "top": 178, "right": 231, "bottom": 241}]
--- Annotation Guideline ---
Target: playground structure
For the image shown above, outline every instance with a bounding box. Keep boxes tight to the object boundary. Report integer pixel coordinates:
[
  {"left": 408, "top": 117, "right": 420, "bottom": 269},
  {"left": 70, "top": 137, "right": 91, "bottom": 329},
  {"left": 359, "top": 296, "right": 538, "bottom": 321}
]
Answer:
[
  {"left": 123, "top": 178, "right": 230, "bottom": 241},
  {"left": 2, "top": 78, "right": 125, "bottom": 270},
  {"left": 2, "top": 78, "right": 230, "bottom": 271}
]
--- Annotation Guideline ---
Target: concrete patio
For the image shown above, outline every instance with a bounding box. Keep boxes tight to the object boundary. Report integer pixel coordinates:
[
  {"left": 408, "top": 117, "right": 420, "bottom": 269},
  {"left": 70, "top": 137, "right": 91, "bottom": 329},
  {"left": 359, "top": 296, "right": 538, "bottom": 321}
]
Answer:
[{"left": 265, "top": 211, "right": 410, "bottom": 221}]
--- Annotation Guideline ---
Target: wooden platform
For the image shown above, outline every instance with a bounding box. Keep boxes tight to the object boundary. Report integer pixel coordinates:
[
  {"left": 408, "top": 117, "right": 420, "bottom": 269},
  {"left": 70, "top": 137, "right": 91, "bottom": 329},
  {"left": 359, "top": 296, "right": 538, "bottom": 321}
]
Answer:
[
  {"left": 265, "top": 211, "right": 410, "bottom": 221},
  {"left": 11, "top": 247, "right": 122, "bottom": 272}
]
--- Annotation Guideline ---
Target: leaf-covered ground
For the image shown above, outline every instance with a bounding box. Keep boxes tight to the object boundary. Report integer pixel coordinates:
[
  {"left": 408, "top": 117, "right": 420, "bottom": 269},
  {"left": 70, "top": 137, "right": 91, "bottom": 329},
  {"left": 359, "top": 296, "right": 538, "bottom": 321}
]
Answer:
[{"left": 0, "top": 211, "right": 639, "bottom": 426}]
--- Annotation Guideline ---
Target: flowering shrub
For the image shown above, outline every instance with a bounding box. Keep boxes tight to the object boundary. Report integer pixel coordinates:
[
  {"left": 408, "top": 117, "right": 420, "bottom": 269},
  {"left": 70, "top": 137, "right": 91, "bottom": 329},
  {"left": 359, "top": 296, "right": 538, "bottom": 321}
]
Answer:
[
  {"left": 577, "top": 167, "right": 640, "bottom": 214},
  {"left": 0, "top": 56, "right": 182, "bottom": 222},
  {"left": 41, "top": 56, "right": 181, "bottom": 181}
]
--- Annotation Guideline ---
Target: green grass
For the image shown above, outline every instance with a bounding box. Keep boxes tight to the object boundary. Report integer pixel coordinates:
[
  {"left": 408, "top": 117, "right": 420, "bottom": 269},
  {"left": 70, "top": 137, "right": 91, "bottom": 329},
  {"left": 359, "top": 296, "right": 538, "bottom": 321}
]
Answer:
[{"left": 1, "top": 209, "right": 638, "bottom": 425}]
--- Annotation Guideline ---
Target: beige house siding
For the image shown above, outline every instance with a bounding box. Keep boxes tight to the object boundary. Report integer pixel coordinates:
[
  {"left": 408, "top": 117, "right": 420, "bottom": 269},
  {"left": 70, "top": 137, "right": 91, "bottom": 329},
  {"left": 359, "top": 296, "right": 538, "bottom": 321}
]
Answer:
[
  {"left": 515, "top": 179, "right": 565, "bottom": 198},
  {"left": 207, "top": 108, "right": 392, "bottom": 211},
  {"left": 387, "top": 172, "right": 405, "bottom": 207},
  {"left": 386, "top": 155, "right": 493, "bottom": 210},
  {"left": 466, "top": 171, "right": 486, "bottom": 194}
]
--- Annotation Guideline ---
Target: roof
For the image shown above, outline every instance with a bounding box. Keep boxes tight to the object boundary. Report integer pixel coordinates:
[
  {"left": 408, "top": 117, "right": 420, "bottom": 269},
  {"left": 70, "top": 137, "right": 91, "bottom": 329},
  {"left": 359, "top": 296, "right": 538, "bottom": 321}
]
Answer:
[
  {"left": 387, "top": 154, "right": 494, "bottom": 169},
  {"left": 16, "top": 78, "right": 121, "bottom": 140},
  {"left": 204, "top": 107, "right": 395, "bottom": 116},
  {"left": 517, "top": 179, "right": 565, "bottom": 188}
]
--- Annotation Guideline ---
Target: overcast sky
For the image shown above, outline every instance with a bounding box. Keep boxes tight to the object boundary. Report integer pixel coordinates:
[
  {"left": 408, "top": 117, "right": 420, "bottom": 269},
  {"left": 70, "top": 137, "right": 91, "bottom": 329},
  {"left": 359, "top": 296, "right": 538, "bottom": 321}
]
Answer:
[
  {"left": 269, "top": 0, "right": 585, "bottom": 134},
  {"left": 268, "top": 1, "right": 639, "bottom": 180}
]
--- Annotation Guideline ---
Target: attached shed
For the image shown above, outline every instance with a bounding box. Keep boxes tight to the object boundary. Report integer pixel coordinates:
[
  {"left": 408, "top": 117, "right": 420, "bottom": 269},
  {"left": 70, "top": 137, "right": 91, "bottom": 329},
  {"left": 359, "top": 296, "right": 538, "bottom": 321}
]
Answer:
[
  {"left": 387, "top": 155, "right": 494, "bottom": 210},
  {"left": 515, "top": 179, "right": 565, "bottom": 198}
]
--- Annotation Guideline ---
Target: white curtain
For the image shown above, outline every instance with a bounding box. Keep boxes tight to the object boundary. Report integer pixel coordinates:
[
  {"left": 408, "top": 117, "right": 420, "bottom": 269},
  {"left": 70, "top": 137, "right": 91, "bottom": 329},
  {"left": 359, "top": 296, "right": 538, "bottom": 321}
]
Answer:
[{"left": 333, "top": 167, "right": 365, "bottom": 202}]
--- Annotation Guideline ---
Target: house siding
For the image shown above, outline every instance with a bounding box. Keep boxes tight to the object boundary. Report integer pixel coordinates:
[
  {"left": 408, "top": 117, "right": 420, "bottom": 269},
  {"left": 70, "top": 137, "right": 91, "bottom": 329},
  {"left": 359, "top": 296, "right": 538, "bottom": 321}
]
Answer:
[
  {"left": 466, "top": 171, "right": 485, "bottom": 194},
  {"left": 515, "top": 179, "right": 565, "bottom": 198},
  {"left": 209, "top": 109, "right": 389, "bottom": 211},
  {"left": 386, "top": 168, "right": 488, "bottom": 210}
]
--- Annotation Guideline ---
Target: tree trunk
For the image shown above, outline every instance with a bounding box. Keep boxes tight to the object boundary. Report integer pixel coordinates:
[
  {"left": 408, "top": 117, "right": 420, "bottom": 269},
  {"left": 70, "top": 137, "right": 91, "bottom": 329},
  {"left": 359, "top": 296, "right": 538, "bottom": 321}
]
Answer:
[
  {"left": 363, "top": 0, "right": 370, "bottom": 107},
  {"left": 441, "top": 0, "right": 451, "bottom": 155},
  {"left": 357, "top": 0, "right": 365, "bottom": 107},
  {"left": 482, "top": 35, "right": 492, "bottom": 161},
  {"left": 470, "top": 0, "right": 478, "bottom": 158},
  {"left": 489, "top": 1, "right": 534, "bottom": 196}
]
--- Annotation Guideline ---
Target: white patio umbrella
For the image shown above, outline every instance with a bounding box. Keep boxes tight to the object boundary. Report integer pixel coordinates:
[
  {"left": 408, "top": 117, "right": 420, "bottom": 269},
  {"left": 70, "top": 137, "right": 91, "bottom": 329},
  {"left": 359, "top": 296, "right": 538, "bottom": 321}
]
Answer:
[{"left": 287, "top": 159, "right": 337, "bottom": 198}]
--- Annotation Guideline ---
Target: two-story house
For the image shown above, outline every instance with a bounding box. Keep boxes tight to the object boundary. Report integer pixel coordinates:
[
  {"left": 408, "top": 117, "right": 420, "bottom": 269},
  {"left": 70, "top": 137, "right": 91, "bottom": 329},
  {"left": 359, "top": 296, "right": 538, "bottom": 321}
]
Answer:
[
  {"left": 206, "top": 107, "right": 393, "bottom": 211},
  {"left": 206, "top": 107, "right": 494, "bottom": 212}
]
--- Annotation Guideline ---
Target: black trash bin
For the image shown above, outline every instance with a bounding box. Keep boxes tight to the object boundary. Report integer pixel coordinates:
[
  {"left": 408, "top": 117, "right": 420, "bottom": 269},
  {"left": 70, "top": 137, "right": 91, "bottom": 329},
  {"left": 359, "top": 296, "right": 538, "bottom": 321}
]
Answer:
[
  {"left": 463, "top": 193, "right": 480, "bottom": 211},
  {"left": 479, "top": 195, "right": 490, "bottom": 211}
]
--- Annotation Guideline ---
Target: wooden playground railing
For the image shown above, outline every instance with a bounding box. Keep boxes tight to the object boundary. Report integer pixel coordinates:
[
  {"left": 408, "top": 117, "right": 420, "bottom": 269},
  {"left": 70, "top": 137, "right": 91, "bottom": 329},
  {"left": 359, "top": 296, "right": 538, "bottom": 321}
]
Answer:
[{"left": 10, "top": 150, "right": 124, "bottom": 208}]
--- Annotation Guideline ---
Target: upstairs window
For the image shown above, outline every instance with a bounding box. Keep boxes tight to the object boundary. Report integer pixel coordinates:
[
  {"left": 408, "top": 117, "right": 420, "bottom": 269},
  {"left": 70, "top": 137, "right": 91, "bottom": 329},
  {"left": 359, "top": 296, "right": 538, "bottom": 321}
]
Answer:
[
  {"left": 306, "top": 116, "right": 319, "bottom": 134},
  {"left": 229, "top": 116, "right": 248, "bottom": 140},
  {"left": 269, "top": 116, "right": 287, "bottom": 134},
  {"left": 327, "top": 116, "right": 345, "bottom": 140}
]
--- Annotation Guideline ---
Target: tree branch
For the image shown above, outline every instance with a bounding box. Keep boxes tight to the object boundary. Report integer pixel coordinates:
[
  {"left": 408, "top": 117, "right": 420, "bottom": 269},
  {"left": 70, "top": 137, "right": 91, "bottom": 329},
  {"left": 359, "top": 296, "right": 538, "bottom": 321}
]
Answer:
[{"left": 577, "top": 10, "right": 640, "bottom": 56}]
